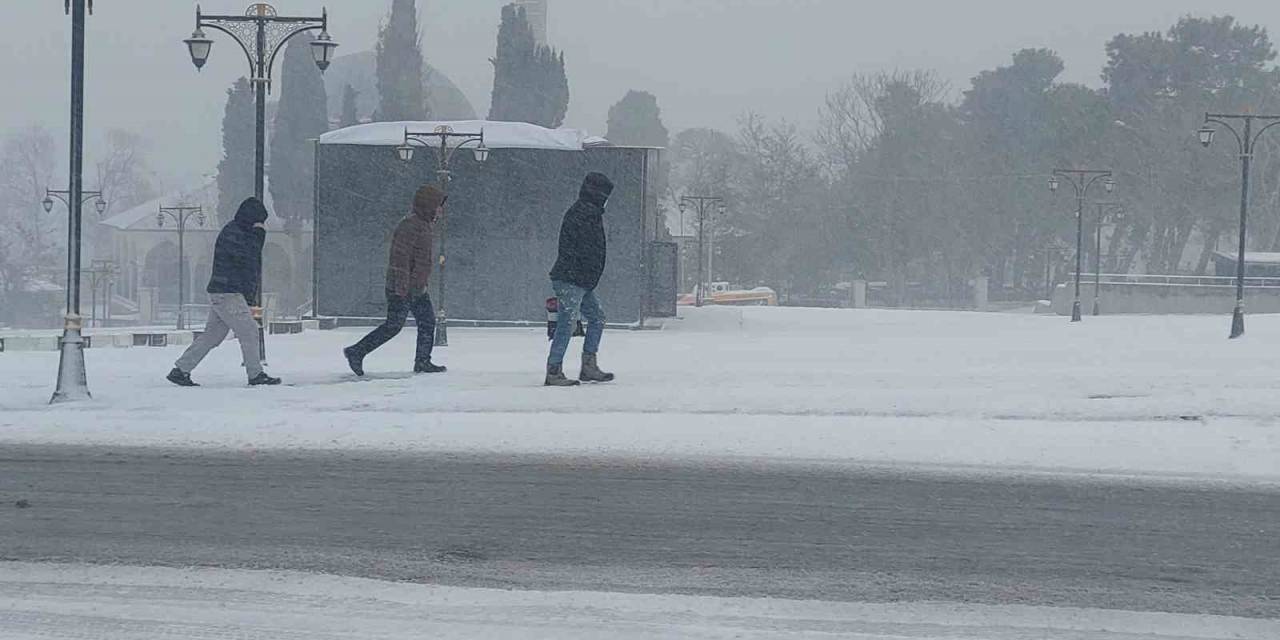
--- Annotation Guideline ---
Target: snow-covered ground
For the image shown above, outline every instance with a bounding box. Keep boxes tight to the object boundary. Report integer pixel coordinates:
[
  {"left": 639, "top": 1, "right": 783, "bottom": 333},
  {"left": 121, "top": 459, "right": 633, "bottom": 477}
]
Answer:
[
  {"left": 2, "top": 306, "right": 1279, "bottom": 482},
  {"left": 3, "top": 562, "right": 1276, "bottom": 640}
]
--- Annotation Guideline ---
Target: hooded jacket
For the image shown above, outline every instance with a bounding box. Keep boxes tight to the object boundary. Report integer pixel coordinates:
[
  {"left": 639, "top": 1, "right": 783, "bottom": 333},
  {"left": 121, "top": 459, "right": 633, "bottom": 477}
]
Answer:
[
  {"left": 550, "top": 172, "right": 614, "bottom": 290},
  {"left": 386, "top": 185, "right": 444, "bottom": 297},
  {"left": 206, "top": 197, "right": 268, "bottom": 304}
]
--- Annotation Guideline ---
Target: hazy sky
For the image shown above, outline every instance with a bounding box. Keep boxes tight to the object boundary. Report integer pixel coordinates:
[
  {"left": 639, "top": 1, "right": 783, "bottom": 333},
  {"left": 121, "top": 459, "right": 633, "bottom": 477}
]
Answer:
[{"left": 5, "top": 0, "right": 1280, "bottom": 187}]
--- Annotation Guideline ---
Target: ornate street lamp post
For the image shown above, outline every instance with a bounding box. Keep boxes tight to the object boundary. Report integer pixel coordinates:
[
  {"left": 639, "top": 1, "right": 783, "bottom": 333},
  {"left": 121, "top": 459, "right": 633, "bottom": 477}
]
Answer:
[
  {"left": 1049, "top": 169, "right": 1115, "bottom": 322},
  {"left": 157, "top": 205, "right": 207, "bottom": 330},
  {"left": 395, "top": 125, "right": 490, "bottom": 347},
  {"left": 183, "top": 2, "right": 338, "bottom": 359},
  {"left": 50, "top": 0, "right": 98, "bottom": 403},
  {"left": 1198, "top": 113, "right": 1280, "bottom": 339},
  {"left": 678, "top": 195, "right": 726, "bottom": 307}
]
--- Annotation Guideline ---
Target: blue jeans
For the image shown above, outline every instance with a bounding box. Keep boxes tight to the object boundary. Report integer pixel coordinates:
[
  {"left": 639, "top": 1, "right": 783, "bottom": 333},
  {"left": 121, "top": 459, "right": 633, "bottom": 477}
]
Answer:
[{"left": 548, "top": 280, "right": 605, "bottom": 366}]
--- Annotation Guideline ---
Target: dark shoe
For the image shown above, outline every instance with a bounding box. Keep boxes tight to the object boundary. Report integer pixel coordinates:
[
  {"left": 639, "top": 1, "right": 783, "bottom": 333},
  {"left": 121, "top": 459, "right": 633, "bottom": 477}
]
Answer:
[
  {"left": 544, "top": 363, "right": 580, "bottom": 387},
  {"left": 343, "top": 346, "right": 365, "bottom": 377},
  {"left": 166, "top": 368, "right": 198, "bottom": 387},
  {"left": 415, "top": 361, "right": 447, "bottom": 374},
  {"left": 579, "top": 353, "right": 615, "bottom": 383},
  {"left": 248, "top": 372, "right": 282, "bottom": 386}
]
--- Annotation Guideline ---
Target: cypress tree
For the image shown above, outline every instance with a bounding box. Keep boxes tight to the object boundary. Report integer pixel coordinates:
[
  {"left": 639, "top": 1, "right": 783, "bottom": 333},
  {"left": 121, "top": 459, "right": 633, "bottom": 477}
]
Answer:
[
  {"left": 340, "top": 83, "right": 360, "bottom": 128},
  {"left": 606, "top": 90, "right": 668, "bottom": 147},
  {"left": 374, "top": 0, "right": 429, "bottom": 122},
  {"left": 542, "top": 49, "right": 569, "bottom": 128},
  {"left": 270, "top": 37, "right": 330, "bottom": 224},
  {"left": 489, "top": 4, "right": 569, "bottom": 128},
  {"left": 216, "top": 77, "right": 255, "bottom": 225}
]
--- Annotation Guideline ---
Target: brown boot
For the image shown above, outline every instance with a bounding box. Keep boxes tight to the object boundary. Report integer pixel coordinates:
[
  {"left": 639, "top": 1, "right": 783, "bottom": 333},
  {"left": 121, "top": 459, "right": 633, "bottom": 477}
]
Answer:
[{"left": 579, "top": 353, "right": 614, "bottom": 383}]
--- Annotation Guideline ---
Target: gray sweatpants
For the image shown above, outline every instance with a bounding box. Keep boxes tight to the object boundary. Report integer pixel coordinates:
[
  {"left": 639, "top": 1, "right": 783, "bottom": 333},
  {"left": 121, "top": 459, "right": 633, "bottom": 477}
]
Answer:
[{"left": 175, "top": 293, "right": 263, "bottom": 379}]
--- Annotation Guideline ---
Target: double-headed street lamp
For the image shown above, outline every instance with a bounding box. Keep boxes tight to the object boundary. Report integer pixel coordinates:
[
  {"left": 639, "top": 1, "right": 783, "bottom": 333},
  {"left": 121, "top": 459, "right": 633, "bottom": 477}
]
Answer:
[
  {"left": 157, "top": 205, "right": 207, "bottom": 330},
  {"left": 1091, "top": 201, "right": 1125, "bottom": 316},
  {"left": 677, "top": 195, "right": 726, "bottom": 307},
  {"left": 395, "top": 125, "right": 490, "bottom": 347},
  {"left": 44, "top": 188, "right": 106, "bottom": 216},
  {"left": 183, "top": 3, "right": 338, "bottom": 360},
  {"left": 1049, "top": 169, "right": 1115, "bottom": 322},
  {"left": 1197, "top": 113, "right": 1280, "bottom": 339},
  {"left": 184, "top": 3, "right": 338, "bottom": 203}
]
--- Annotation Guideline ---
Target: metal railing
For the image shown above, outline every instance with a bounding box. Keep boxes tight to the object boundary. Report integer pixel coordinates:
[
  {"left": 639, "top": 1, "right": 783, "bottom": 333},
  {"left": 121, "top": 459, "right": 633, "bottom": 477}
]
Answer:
[{"left": 1068, "top": 273, "right": 1280, "bottom": 288}]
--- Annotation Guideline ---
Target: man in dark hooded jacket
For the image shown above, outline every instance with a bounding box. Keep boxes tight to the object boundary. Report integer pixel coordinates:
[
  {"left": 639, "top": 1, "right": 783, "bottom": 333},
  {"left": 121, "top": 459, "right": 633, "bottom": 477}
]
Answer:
[
  {"left": 545, "top": 172, "right": 616, "bottom": 386},
  {"left": 343, "top": 184, "right": 447, "bottom": 376},
  {"left": 168, "top": 197, "right": 280, "bottom": 386}
]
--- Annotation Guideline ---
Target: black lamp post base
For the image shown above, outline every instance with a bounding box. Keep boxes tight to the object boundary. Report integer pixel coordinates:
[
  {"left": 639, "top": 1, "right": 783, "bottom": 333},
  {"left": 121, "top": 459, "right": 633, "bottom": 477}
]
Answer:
[
  {"left": 50, "top": 317, "right": 91, "bottom": 404},
  {"left": 435, "top": 317, "right": 449, "bottom": 348},
  {"left": 1071, "top": 300, "right": 1082, "bottom": 322},
  {"left": 1230, "top": 306, "right": 1245, "bottom": 339}
]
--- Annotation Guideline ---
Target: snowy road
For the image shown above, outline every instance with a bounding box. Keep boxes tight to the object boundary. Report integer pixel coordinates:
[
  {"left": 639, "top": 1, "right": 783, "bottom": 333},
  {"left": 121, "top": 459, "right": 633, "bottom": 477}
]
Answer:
[
  {"left": 4, "top": 563, "right": 1278, "bottom": 640},
  {"left": 3, "top": 445, "right": 1278, "bottom": 619}
]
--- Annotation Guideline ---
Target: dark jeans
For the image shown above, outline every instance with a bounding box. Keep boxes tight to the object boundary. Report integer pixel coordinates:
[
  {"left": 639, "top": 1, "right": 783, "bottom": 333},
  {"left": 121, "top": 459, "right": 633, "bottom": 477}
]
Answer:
[{"left": 349, "top": 291, "right": 436, "bottom": 365}]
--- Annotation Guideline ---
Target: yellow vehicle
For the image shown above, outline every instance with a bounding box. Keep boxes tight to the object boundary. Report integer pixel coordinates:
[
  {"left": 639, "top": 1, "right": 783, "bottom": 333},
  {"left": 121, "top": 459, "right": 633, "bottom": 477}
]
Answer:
[{"left": 678, "top": 283, "right": 778, "bottom": 306}]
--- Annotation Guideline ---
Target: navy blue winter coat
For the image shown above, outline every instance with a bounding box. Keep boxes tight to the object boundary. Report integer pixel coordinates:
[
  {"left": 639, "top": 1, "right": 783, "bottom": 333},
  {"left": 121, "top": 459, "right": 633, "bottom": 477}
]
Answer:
[
  {"left": 549, "top": 172, "right": 614, "bottom": 291},
  {"left": 206, "top": 197, "right": 268, "bottom": 304}
]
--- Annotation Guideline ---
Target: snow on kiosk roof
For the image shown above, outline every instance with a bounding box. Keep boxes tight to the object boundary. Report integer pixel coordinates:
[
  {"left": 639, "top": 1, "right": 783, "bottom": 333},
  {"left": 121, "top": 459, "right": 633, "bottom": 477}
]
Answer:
[{"left": 319, "top": 120, "right": 610, "bottom": 151}]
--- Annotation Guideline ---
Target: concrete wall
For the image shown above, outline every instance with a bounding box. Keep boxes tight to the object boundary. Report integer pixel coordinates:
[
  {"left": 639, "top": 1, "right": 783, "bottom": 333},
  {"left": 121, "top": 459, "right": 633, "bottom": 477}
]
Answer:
[{"left": 1051, "top": 281, "right": 1280, "bottom": 315}]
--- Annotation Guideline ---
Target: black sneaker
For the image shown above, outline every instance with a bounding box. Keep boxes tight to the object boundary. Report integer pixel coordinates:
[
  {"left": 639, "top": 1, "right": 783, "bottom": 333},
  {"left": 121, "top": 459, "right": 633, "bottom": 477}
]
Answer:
[
  {"left": 415, "top": 361, "right": 447, "bottom": 374},
  {"left": 248, "top": 372, "right": 283, "bottom": 386},
  {"left": 344, "top": 346, "right": 365, "bottom": 377},
  {"left": 166, "top": 368, "right": 198, "bottom": 387}
]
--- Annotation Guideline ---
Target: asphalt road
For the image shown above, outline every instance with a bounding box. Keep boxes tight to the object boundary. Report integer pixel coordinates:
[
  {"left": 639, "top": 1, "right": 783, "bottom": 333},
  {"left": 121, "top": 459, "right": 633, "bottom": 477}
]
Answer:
[{"left": 2, "top": 445, "right": 1277, "bottom": 618}]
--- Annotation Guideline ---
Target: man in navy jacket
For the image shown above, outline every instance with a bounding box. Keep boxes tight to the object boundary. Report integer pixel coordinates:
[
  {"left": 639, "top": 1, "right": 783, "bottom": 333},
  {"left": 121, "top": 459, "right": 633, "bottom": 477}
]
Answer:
[
  {"left": 545, "top": 172, "right": 616, "bottom": 387},
  {"left": 168, "top": 197, "right": 281, "bottom": 387}
]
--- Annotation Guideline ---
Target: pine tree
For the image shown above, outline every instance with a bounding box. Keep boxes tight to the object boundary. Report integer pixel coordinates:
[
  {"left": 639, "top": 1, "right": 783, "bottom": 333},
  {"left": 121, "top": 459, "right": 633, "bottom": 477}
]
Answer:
[
  {"left": 217, "top": 77, "right": 255, "bottom": 225},
  {"left": 489, "top": 4, "right": 569, "bottom": 128},
  {"left": 340, "top": 83, "right": 360, "bottom": 127},
  {"left": 606, "top": 90, "right": 669, "bottom": 147},
  {"left": 270, "top": 38, "right": 330, "bottom": 224},
  {"left": 374, "top": 0, "right": 429, "bottom": 122}
]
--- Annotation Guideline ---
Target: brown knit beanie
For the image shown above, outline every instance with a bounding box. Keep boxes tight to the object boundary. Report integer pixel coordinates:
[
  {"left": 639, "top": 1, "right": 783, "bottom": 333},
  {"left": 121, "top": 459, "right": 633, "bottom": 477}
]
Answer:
[{"left": 413, "top": 185, "right": 446, "bottom": 218}]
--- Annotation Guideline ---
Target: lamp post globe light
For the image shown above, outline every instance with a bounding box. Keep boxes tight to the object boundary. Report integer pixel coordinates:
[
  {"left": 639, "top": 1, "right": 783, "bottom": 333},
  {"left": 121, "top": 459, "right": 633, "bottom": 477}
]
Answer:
[
  {"left": 1048, "top": 169, "right": 1115, "bottom": 323},
  {"left": 1198, "top": 112, "right": 1280, "bottom": 339},
  {"left": 43, "top": 186, "right": 108, "bottom": 217},
  {"left": 182, "top": 3, "right": 338, "bottom": 360},
  {"left": 44, "top": 188, "right": 107, "bottom": 217},
  {"left": 395, "top": 126, "right": 489, "bottom": 347}
]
